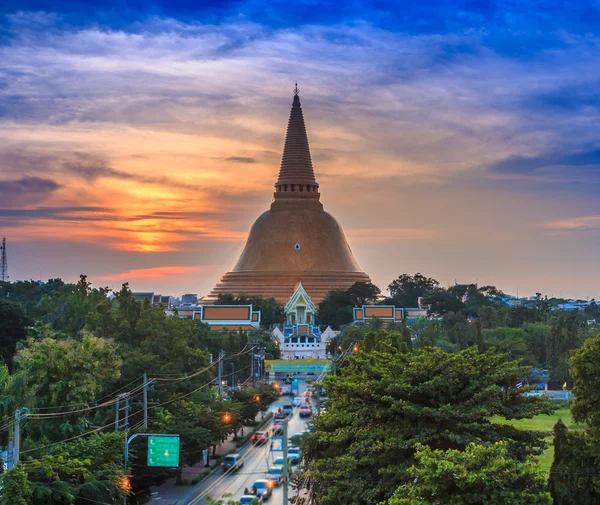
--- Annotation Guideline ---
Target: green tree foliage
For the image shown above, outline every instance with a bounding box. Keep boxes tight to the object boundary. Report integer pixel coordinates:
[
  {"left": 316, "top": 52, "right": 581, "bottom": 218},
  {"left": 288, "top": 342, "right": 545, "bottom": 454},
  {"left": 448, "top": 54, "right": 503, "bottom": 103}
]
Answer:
[
  {"left": 41, "top": 275, "right": 110, "bottom": 338},
  {"left": 0, "top": 278, "right": 65, "bottom": 320},
  {"left": 0, "top": 299, "right": 31, "bottom": 368},
  {"left": 318, "top": 282, "right": 381, "bottom": 329},
  {"left": 569, "top": 335, "right": 600, "bottom": 427},
  {"left": 387, "top": 273, "right": 439, "bottom": 308},
  {"left": 547, "top": 314, "right": 584, "bottom": 387},
  {"left": 346, "top": 282, "right": 381, "bottom": 306},
  {"left": 304, "top": 337, "right": 555, "bottom": 505},
  {"left": 425, "top": 286, "right": 465, "bottom": 315},
  {"left": 1, "top": 464, "right": 33, "bottom": 505},
  {"left": 548, "top": 420, "right": 600, "bottom": 505},
  {"left": 15, "top": 331, "right": 121, "bottom": 440},
  {"left": 154, "top": 399, "right": 220, "bottom": 475},
  {"left": 547, "top": 335, "right": 600, "bottom": 505},
  {"left": 317, "top": 288, "right": 355, "bottom": 329},
  {"left": 390, "top": 441, "right": 551, "bottom": 505},
  {"left": 482, "top": 327, "right": 538, "bottom": 365}
]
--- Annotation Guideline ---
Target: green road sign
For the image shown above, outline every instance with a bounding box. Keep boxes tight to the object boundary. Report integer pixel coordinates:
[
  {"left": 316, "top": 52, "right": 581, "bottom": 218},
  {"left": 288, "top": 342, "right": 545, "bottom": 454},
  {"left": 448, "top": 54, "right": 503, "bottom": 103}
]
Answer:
[{"left": 148, "top": 436, "right": 180, "bottom": 467}]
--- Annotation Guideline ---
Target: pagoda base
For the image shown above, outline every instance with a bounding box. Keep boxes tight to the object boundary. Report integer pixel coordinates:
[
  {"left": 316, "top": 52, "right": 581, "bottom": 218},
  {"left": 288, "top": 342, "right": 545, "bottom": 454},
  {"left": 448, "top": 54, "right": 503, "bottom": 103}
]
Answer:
[{"left": 202, "top": 270, "right": 371, "bottom": 305}]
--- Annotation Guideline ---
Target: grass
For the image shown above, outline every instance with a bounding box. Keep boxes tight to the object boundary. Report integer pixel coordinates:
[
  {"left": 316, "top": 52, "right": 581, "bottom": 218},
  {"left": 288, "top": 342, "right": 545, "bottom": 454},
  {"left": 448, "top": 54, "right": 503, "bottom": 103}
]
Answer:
[{"left": 490, "top": 408, "right": 585, "bottom": 473}]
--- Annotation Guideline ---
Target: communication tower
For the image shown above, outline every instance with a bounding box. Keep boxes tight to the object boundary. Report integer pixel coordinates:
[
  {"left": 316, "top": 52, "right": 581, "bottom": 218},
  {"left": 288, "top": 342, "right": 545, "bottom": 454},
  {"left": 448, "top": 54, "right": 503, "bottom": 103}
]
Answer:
[{"left": 0, "top": 237, "right": 7, "bottom": 282}]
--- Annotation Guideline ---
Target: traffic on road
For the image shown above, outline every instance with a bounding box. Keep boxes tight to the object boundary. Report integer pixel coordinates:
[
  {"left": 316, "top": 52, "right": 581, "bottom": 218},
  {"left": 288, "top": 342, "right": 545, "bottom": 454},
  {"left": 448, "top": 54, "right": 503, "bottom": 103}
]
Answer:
[{"left": 176, "top": 380, "right": 315, "bottom": 505}]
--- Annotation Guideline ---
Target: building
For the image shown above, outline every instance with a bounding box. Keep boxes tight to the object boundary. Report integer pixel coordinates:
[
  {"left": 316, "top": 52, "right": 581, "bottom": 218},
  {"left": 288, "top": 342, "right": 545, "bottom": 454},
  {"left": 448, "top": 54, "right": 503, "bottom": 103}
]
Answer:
[
  {"left": 272, "top": 282, "right": 337, "bottom": 360},
  {"left": 352, "top": 304, "right": 428, "bottom": 327},
  {"left": 202, "top": 86, "right": 371, "bottom": 305},
  {"left": 192, "top": 305, "right": 261, "bottom": 331},
  {"left": 132, "top": 292, "right": 173, "bottom": 308}
]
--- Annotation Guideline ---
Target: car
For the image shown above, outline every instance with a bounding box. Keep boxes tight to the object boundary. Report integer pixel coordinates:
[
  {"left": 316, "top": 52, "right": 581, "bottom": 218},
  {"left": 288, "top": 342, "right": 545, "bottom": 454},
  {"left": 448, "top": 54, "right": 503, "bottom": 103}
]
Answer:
[
  {"left": 281, "top": 385, "right": 291, "bottom": 395},
  {"left": 222, "top": 453, "right": 244, "bottom": 472},
  {"left": 292, "top": 396, "right": 303, "bottom": 407},
  {"left": 252, "top": 479, "right": 273, "bottom": 500},
  {"left": 299, "top": 404, "right": 312, "bottom": 418},
  {"left": 287, "top": 447, "right": 301, "bottom": 465},
  {"left": 252, "top": 431, "right": 269, "bottom": 445},
  {"left": 240, "top": 495, "right": 262, "bottom": 504},
  {"left": 272, "top": 421, "right": 284, "bottom": 435},
  {"left": 274, "top": 408, "right": 286, "bottom": 420},
  {"left": 273, "top": 456, "right": 291, "bottom": 469},
  {"left": 282, "top": 404, "right": 294, "bottom": 416},
  {"left": 303, "top": 390, "right": 313, "bottom": 399},
  {"left": 265, "top": 466, "right": 284, "bottom": 485}
]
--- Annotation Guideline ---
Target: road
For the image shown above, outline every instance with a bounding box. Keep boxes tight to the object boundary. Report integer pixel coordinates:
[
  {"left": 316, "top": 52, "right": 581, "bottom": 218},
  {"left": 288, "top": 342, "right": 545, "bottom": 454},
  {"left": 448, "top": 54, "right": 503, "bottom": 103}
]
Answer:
[{"left": 177, "top": 381, "right": 313, "bottom": 505}]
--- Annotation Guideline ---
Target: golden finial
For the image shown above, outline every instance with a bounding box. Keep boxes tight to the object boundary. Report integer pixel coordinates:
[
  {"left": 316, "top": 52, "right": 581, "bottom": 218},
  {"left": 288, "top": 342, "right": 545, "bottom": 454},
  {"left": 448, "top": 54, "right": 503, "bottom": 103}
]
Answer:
[{"left": 293, "top": 82, "right": 300, "bottom": 96}]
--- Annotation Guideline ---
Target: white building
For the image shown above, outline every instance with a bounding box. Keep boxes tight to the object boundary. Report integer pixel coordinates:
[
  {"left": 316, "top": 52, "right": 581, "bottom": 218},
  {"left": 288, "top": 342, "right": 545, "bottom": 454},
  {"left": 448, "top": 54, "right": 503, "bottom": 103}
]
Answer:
[{"left": 272, "top": 282, "right": 337, "bottom": 359}]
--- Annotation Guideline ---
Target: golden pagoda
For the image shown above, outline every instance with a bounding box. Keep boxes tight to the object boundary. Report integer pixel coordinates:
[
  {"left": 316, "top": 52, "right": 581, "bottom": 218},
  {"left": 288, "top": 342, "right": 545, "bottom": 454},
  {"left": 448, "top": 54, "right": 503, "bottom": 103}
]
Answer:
[{"left": 203, "top": 86, "right": 371, "bottom": 305}]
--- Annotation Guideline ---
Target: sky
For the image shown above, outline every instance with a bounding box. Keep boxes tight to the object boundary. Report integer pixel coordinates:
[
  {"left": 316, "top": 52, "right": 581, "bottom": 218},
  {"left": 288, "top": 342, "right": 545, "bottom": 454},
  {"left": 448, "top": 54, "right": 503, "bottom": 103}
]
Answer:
[{"left": 1, "top": 0, "right": 600, "bottom": 299}]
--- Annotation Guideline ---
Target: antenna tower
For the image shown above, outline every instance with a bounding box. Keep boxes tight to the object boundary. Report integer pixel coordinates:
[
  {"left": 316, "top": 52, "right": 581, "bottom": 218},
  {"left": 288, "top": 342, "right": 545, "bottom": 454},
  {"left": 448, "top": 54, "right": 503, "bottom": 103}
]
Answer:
[{"left": 0, "top": 237, "right": 7, "bottom": 282}]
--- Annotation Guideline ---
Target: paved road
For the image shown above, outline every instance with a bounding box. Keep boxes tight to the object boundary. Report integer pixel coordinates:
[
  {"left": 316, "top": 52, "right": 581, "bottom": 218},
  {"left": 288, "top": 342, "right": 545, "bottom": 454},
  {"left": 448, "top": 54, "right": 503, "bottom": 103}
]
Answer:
[{"left": 178, "top": 383, "right": 313, "bottom": 505}]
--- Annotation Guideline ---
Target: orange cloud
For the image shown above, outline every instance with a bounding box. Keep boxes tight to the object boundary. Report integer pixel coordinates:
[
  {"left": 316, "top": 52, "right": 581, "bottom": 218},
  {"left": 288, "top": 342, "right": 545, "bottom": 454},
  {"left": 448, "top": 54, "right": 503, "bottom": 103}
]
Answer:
[
  {"left": 97, "top": 266, "right": 210, "bottom": 281},
  {"left": 545, "top": 216, "right": 600, "bottom": 232}
]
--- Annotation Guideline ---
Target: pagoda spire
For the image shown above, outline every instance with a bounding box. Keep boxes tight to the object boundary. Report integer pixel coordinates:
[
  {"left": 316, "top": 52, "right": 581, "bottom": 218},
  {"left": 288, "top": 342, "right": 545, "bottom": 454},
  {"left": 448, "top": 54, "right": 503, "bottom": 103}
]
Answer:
[{"left": 273, "top": 85, "right": 320, "bottom": 204}]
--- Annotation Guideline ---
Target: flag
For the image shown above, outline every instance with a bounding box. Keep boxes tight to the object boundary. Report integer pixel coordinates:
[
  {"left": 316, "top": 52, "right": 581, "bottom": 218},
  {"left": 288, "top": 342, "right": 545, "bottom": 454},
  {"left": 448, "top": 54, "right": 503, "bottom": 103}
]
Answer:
[
  {"left": 563, "top": 382, "right": 567, "bottom": 390},
  {"left": 516, "top": 382, "right": 523, "bottom": 389}
]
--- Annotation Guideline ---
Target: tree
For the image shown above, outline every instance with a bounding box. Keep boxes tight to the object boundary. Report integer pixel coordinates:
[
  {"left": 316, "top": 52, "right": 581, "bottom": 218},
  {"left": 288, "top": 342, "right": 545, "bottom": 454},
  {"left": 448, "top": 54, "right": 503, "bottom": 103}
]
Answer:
[
  {"left": 547, "top": 314, "right": 584, "bottom": 387},
  {"left": 548, "top": 420, "right": 600, "bottom": 505},
  {"left": 0, "top": 299, "right": 31, "bottom": 369},
  {"left": 570, "top": 335, "right": 600, "bottom": 427},
  {"left": 346, "top": 282, "right": 380, "bottom": 306},
  {"left": 41, "top": 275, "right": 110, "bottom": 338},
  {"left": 317, "top": 289, "right": 354, "bottom": 329},
  {"left": 154, "top": 399, "right": 220, "bottom": 481},
  {"left": 482, "top": 327, "right": 537, "bottom": 366},
  {"left": 1, "top": 464, "right": 32, "bottom": 505},
  {"left": 390, "top": 441, "right": 551, "bottom": 505},
  {"left": 303, "top": 339, "right": 555, "bottom": 505},
  {"left": 15, "top": 331, "right": 122, "bottom": 440},
  {"left": 387, "top": 273, "right": 439, "bottom": 308},
  {"left": 425, "top": 287, "right": 464, "bottom": 315}
]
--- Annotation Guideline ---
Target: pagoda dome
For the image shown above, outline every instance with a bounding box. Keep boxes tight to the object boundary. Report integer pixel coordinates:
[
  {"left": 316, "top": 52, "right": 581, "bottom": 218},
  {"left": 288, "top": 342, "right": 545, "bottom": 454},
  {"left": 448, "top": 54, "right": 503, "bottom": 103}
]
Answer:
[{"left": 203, "top": 86, "right": 371, "bottom": 305}]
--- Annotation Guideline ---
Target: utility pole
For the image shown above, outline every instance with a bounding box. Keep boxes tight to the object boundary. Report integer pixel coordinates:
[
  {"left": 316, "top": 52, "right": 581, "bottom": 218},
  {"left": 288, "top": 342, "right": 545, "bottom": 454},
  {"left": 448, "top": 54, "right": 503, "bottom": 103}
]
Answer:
[
  {"left": 124, "top": 397, "right": 130, "bottom": 431},
  {"left": 231, "top": 361, "right": 235, "bottom": 389},
  {"left": 250, "top": 347, "right": 255, "bottom": 387},
  {"left": 143, "top": 372, "right": 148, "bottom": 430},
  {"left": 13, "top": 408, "right": 27, "bottom": 466},
  {"left": 218, "top": 349, "right": 224, "bottom": 395},
  {"left": 115, "top": 395, "right": 120, "bottom": 433},
  {"left": 283, "top": 418, "right": 289, "bottom": 505}
]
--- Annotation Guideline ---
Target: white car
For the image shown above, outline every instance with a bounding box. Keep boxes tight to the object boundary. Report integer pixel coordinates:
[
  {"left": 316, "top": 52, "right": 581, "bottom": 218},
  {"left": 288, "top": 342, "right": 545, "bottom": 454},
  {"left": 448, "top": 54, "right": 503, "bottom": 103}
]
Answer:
[
  {"left": 292, "top": 396, "right": 303, "bottom": 407},
  {"left": 265, "top": 466, "right": 283, "bottom": 485}
]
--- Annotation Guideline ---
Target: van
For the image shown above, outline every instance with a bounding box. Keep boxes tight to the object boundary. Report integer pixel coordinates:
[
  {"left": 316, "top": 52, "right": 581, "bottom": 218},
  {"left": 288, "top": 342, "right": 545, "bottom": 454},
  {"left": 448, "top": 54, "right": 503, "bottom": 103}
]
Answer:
[{"left": 222, "top": 453, "right": 244, "bottom": 472}]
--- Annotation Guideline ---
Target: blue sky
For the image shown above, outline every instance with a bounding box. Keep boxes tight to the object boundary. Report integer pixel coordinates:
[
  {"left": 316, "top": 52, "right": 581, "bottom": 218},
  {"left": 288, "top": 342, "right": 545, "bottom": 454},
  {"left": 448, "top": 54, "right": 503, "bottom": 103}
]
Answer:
[{"left": 1, "top": 0, "right": 599, "bottom": 298}]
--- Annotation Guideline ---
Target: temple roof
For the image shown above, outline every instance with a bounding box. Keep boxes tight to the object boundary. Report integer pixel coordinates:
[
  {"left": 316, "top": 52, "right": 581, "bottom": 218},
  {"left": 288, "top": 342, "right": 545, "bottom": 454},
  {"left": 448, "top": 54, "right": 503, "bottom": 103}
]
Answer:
[{"left": 274, "top": 85, "right": 319, "bottom": 190}]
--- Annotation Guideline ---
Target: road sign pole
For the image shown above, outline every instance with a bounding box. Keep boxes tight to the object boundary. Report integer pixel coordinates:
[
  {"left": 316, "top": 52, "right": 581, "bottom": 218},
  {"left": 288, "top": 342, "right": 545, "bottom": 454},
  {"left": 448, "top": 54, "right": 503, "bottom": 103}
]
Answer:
[{"left": 143, "top": 372, "right": 148, "bottom": 430}]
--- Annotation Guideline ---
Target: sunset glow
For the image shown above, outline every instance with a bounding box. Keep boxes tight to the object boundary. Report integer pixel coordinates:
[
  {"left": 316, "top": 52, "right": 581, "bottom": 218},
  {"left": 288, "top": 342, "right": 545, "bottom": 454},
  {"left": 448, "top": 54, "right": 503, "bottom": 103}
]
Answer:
[{"left": 2, "top": 2, "right": 600, "bottom": 297}]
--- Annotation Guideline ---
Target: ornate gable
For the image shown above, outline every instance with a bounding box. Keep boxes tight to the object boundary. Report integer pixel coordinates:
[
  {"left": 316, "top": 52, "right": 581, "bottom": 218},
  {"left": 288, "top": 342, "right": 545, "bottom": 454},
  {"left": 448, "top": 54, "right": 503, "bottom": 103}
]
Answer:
[{"left": 285, "top": 281, "right": 316, "bottom": 314}]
